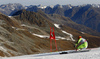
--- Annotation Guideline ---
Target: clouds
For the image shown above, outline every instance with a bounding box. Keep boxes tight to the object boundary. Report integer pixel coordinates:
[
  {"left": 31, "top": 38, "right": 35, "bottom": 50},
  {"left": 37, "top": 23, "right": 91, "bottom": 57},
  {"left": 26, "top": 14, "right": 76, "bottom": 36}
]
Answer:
[{"left": 0, "top": 0, "right": 100, "bottom": 6}]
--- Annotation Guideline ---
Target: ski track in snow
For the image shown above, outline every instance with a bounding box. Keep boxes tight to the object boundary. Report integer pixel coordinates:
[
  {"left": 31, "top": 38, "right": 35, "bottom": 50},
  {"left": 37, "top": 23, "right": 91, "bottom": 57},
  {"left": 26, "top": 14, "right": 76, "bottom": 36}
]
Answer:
[{"left": 2, "top": 48, "right": 100, "bottom": 59}]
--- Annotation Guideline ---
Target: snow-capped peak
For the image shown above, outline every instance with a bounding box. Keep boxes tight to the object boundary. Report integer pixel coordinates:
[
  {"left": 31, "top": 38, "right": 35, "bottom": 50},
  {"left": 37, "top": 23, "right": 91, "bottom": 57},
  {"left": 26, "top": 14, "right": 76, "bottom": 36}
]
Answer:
[
  {"left": 37, "top": 4, "right": 47, "bottom": 9},
  {"left": 91, "top": 4, "right": 100, "bottom": 8}
]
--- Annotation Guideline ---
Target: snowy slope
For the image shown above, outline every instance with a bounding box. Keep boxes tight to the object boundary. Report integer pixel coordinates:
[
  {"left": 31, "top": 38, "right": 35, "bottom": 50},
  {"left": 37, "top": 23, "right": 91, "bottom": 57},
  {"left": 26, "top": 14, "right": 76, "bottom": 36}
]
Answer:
[{"left": 2, "top": 48, "right": 100, "bottom": 59}]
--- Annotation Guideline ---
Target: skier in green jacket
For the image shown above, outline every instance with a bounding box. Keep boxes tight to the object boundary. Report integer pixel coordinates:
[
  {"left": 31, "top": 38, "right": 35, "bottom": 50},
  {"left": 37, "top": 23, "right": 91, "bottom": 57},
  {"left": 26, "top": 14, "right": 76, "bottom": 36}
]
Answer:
[{"left": 75, "top": 36, "right": 88, "bottom": 51}]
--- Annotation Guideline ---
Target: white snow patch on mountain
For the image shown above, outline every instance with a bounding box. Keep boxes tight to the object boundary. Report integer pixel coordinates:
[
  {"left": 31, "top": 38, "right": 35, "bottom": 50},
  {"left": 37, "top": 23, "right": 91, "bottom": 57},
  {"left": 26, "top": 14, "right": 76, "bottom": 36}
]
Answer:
[
  {"left": 21, "top": 24, "right": 66, "bottom": 40},
  {"left": 81, "top": 32, "right": 85, "bottom": 34},
  {"left": 32, "top": 33, "right": 49, "bottom": 38},
  {"left": 54, "top": 24, "right": 75, "bottom": 41},
  {"left": 37, "top": 4, "right": 47, "bottom": 9},
  {"left": 11, "top": 26, "right": 25, "bottom": 30},
  {"left": 54, "top": 24, "right": 60, "bottom": 29},
  {"left": 61, "top": 30, "right": 75, "bottom": 41},
  {"left": 32, "top": 33, "right": 66, "bottom": 40}
]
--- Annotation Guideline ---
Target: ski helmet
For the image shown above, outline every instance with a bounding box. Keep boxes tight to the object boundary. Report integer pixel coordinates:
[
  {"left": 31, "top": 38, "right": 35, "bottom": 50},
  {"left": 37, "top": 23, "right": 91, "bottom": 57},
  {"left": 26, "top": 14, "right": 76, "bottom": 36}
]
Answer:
[{"left": 79, "top": 36, "right": 82, "bottom": 38}]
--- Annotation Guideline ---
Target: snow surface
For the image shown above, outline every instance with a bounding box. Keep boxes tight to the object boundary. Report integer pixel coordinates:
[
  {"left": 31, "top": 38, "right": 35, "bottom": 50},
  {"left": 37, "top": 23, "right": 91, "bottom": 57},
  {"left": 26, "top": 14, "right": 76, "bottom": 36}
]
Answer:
[{"left": 1, "top": 48, "right": 100, "bottom": 59}]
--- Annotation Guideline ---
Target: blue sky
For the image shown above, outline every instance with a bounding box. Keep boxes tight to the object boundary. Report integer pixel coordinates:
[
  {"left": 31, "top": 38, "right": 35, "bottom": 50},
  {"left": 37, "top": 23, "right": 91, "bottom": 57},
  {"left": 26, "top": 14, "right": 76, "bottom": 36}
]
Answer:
[{"left": 0, "top": 0, "right": 100, "bottom": 6}]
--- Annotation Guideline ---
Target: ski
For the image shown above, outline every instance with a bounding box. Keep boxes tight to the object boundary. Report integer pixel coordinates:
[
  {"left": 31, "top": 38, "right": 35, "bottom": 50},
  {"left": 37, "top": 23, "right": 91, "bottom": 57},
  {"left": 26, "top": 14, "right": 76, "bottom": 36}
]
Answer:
[{"left": 60, "top": 49, "right": 90, "bottom": 54}]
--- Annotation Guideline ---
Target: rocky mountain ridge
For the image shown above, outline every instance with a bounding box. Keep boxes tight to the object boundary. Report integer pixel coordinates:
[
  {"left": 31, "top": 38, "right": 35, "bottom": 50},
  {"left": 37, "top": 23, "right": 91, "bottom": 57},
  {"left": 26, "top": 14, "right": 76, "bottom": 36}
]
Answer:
[{"left": 0, "top": 10, "right": 75, "bottom": 57}]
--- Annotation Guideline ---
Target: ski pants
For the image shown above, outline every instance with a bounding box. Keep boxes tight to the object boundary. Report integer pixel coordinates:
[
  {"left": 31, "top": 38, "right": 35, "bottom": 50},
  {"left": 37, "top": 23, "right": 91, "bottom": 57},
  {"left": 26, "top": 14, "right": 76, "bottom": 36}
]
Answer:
[{"left": 77, "top": 42, "right": 88, "bottom": 49}]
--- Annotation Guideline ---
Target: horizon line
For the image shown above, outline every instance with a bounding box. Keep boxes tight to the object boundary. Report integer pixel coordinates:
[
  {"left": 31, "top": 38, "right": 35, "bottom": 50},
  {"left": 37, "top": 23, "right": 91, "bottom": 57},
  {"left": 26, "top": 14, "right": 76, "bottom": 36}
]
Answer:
[{"left": 0, "top": 3, "right": 100, "bottom": 6}]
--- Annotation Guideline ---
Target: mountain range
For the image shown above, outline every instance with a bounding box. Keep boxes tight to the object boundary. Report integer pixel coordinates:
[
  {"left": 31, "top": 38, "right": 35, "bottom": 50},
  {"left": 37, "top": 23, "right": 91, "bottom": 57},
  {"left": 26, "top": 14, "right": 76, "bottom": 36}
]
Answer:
[
  {"left": 0, "top": 3, "right": 100, "bottom": 33},
  {"left": 0, "top": 3, "right": 100, "bottom": 57},
  {"left": 26, "top": 4, "right": 100, "bottom": 33},
  {"left": 0, "top": 3, "right": 26, "bottom": 15}
]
